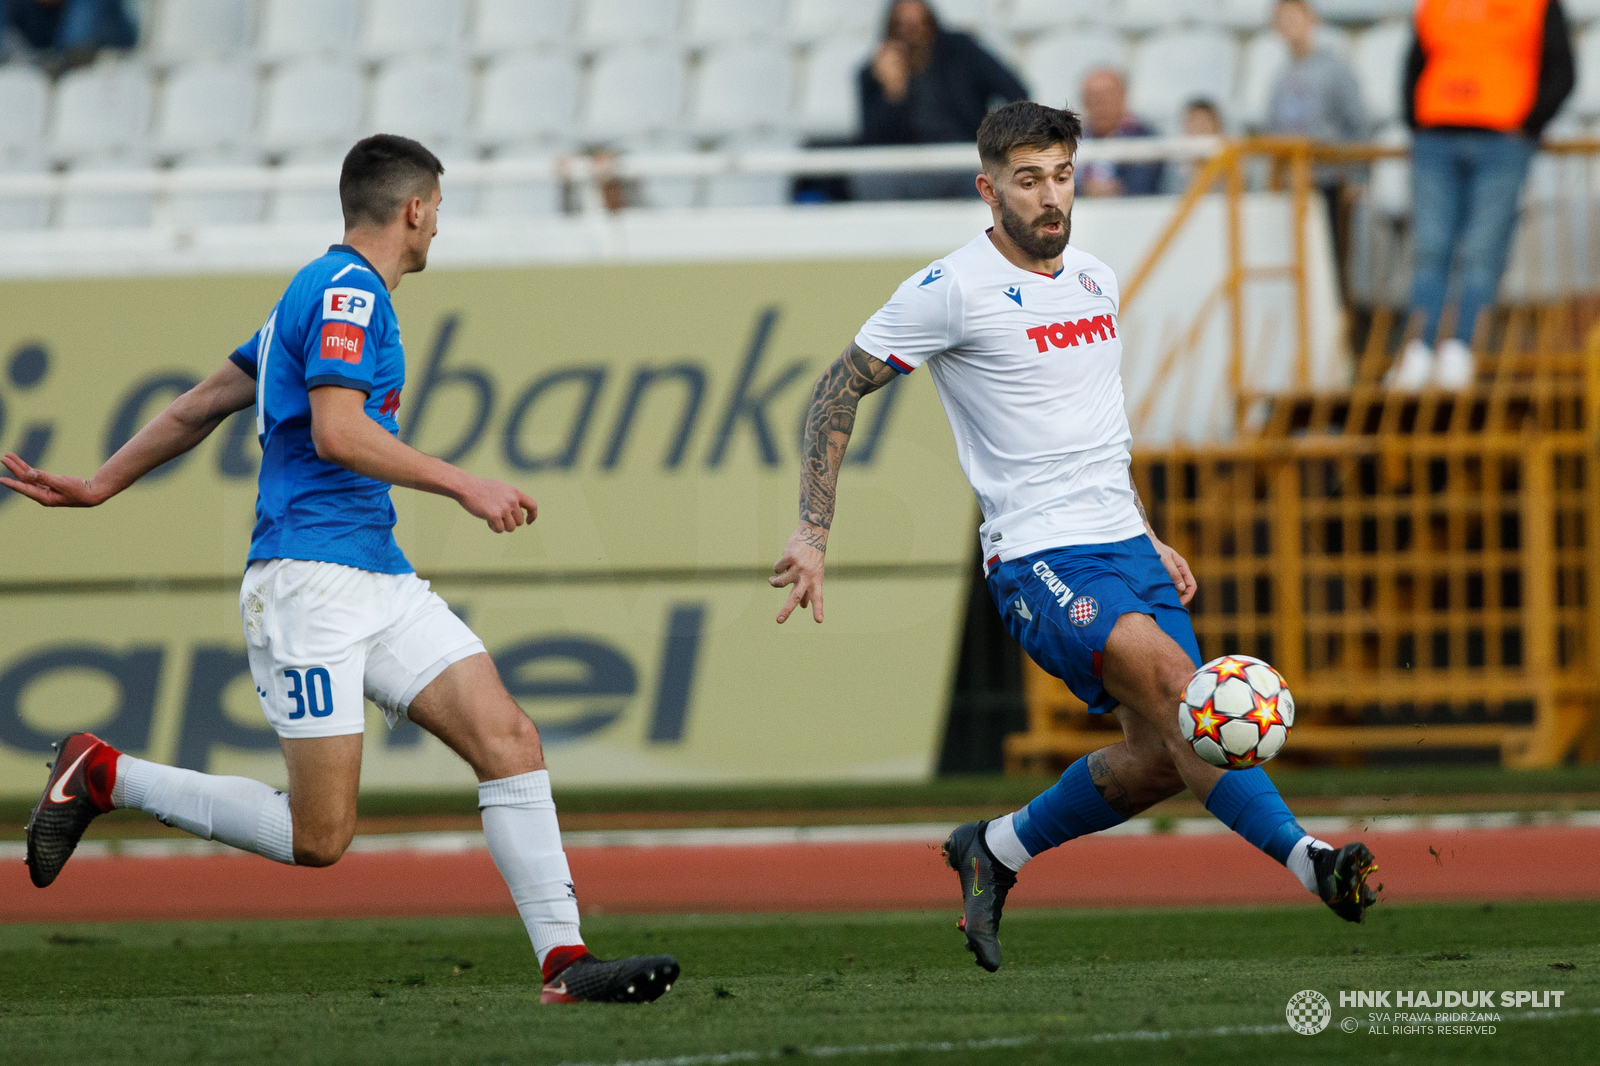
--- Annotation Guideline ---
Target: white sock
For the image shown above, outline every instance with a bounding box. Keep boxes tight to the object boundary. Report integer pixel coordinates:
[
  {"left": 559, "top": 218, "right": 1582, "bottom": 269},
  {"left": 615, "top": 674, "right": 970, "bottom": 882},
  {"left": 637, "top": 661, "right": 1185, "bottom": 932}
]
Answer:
[
  {"left": 1286, "top": 834, "right": 1330, "bottom": 895},
  {"left": 112, "top": 755, "right": 294, "bottom": 865},
  {"left": 479, "top": 769, "right": 583, "bottom": 966},
  {"left": 984, "top": 813, "right": 1033, "bottom": 873}
]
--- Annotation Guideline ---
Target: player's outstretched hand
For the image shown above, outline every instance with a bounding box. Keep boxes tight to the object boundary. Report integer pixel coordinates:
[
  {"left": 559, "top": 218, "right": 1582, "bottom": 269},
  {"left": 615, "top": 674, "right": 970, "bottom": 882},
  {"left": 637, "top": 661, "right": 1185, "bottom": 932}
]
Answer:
[
  {"left": 771, "top": 523, "right": 828, "bottom": 624},
  {"left": 1151, "top": 535, "right": 1197, "bottom": 606},
  {"left": 456, "top": 475, "right": 538, "bottom": 533},
  {"left": 0, "top": 453, "right": 107, "bottom": 507}
]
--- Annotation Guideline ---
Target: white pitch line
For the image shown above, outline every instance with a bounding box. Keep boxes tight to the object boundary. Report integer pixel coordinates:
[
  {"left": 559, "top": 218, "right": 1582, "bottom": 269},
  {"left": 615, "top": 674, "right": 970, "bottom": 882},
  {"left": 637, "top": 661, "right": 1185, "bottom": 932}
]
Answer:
[
  {"left": 553, "top": 1007, "right": 1600, "bottom": 1066},
  {"left": 3, "top": 811, "right": 1597, "bottom": 861}
]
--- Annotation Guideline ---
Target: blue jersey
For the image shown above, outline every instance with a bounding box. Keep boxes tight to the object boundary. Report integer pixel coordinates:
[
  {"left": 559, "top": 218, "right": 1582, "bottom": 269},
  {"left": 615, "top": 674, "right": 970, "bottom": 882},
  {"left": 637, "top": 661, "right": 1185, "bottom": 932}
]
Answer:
[{"left": 230, "top": 245, "right": 411, "bottom": 575}]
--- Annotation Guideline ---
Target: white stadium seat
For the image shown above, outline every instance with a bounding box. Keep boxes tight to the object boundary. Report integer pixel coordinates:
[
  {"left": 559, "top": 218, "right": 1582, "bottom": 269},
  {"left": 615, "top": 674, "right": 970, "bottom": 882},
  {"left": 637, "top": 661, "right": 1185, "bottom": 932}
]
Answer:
[
  {"left": 1003, "top": 0, "right": 1099, "bottom": 34},
  {"left": 258, "top": 0, "right": 361, "bottom": 59},
  {"left": 1021, "top": 28, "right": 1127, "bottom": 112},
  {"left": 1314, "top": 0, "right": 1412, "bottom": 21},
  {"left": 578, "top": 0, "right": 682, "bottom": 45},
  {"left": 478, "top": 149, "right": 563, "bottom": 217},
  {"left": 471, "top": 0, "right": 576, "bottom": 52},
  {"left": 475, "top": 52, "right": 580, "bottom": 147},
  {"left": 368, "top": 56, "right": 473, "bottom": 146},
  {"left": 260, "top": 59, "right": 366, "bottom": 152},
  {"left": 1351, "top": 20, "right": 1412, "bottom": 127},
  {"left": 686, "top": 0, "right": 786, "bottom": 43},
  {"left": 360, "top": 0, "right": 468, "bottom": 57},
  {"left": 166, "top": 147, "right": 267, "bottom": 227},
  {"left": 1119, "top": 0, "right": 1213, "bottom": 32},
  {"left": 786, "top": 0, "right": 876, "bottom": 41},
  {"left": 154, "top": 60, "right": 258, "bottom": 156},
  {"left": 1573, "top": 28, "right": 1600, "bottom": 118},
  {"left": 0, "top": 66, "right": 49, "bottom": 164},
  {"left": 58, "top": 157, "right": 155, "bottom": 229},
  {"left": 1217, "top": 0, "right": 1275, "bottom": 31},
  {"left": 928, "top": 0, "right": 996, "bottom": 32},
  {"left": 706, "top": 133, "right": 798, "bottom": 208},
  {"left": 50, "top": 61, "right": 153, "bottom": 161},
  {"left": 147, "top": 0, "right": 254, "bottom": 59},
  {"left": 582, "top": 45, "right": 687, "bottom": 140},
  {"left": 796, "top": 35, "right": 873, "bottom": 138},
  {"left": 1569, "top": 0, "right": 1600, "bottom": 22},
  {"left": 1128, "top": 28, "right": 1239, "bottom": 132},
  {"left": 691, "top": 42, "right": 794, "bottom": 137},
  {"left": 0, "top": 157, "right": 51, "bottom": 232},
  {"left": 1237, "top": 26, "right": 1351, "bottom": 131}
]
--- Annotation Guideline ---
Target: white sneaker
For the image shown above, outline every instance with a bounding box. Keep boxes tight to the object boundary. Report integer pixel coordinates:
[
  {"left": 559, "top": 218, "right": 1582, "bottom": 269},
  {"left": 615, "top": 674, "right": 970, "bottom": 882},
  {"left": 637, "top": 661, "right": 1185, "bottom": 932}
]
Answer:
[
  {"left": 1383, "top": 339, "right": 1433, "bottom": 391},
  {"left": 1432, "top": 338, "right": 1475, "bottom": 389}
]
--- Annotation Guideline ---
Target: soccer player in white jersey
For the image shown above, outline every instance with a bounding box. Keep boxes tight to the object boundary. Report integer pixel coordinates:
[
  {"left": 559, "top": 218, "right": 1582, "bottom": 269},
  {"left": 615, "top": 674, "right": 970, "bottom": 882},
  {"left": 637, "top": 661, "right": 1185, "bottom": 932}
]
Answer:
[
  {"left": 4, "top": 135, "right": 677, "bottom": 1004},
  {"left": 771, "top": 102, "right": 1378, "bottom": 971}
]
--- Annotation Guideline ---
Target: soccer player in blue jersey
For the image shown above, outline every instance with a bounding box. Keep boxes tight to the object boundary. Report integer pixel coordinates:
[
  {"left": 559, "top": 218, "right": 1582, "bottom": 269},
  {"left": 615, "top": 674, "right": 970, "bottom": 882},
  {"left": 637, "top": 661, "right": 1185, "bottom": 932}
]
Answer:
[
  {"left": 4, "top": 135, "right": 677, "bottom": 1005},
  {"left": 771, "top": 102, "right": 1378, "bottom": 972}
]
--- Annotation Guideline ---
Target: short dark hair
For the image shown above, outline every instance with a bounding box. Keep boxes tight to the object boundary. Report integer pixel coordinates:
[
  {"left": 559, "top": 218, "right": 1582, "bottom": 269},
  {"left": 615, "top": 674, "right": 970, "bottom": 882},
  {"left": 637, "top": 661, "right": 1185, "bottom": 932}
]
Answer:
[
  {"left": 1185, "top": 98, "right": 1221, "bottom": 118},
  {"left": 339, "top": 134, "right": 444, "bottom": 229},
  {"left": 976, "top": 101, "right": 1082, "bottom": 173}
]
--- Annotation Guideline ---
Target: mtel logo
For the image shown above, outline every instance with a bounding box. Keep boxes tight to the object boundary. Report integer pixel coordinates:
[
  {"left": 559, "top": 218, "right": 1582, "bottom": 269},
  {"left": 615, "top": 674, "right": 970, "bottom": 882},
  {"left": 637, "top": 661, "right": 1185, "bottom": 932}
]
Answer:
[
  {"left": 320, "top": 322, "right": 365, "bottom": 364},
  {"left": 1024, "top": 314, "right": 1117, "bottom": 353}
]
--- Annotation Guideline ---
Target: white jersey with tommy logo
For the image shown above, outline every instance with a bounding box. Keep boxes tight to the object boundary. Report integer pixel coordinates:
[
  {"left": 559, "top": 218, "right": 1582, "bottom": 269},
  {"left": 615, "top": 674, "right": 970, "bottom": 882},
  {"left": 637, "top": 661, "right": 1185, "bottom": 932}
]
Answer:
[{"left": 854, "top": 230, "right": 1146, "bottom": 566}]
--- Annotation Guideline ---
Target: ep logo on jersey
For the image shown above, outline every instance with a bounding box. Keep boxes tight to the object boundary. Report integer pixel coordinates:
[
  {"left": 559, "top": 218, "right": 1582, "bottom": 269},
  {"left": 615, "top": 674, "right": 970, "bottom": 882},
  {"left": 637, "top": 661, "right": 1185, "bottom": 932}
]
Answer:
[{"left": 322, "top": 287, "right": 375, "bottom": 327}]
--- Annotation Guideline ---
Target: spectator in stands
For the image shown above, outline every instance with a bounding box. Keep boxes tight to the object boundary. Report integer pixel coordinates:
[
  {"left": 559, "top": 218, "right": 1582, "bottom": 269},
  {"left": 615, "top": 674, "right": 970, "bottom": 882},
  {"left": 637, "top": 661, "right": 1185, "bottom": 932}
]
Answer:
[
  {"left": 1075, "top": 68, "right": 1162, "bottom": 197},
  {"left": 1386, "top": 0, "right": 1574, "bottom": 391},
  {"left": 1165, "top": 99, "right": 1225, "bottom": 193},
  {"left": 1265, "top": 0, "right": 1366, "bottom": 298},
  {"left": 0, "top": 0, "right": 136, "bottom": 73},
  {"left": 855, "top": 0, "right": 1027, "bottom": 200}
]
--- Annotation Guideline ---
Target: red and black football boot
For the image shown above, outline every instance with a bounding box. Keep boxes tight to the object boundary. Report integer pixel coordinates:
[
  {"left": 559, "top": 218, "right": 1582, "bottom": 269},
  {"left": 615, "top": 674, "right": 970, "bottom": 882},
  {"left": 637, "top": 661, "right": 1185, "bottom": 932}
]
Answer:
[
  {"left": 25, "top": 732, "right": 119, "bottom": 888},
  {"left": 540, "top": 945, "right": 680, "bottom": 1004},
  {"left": 1312, "top": 841, "right": 1380, "bottom": 923}
]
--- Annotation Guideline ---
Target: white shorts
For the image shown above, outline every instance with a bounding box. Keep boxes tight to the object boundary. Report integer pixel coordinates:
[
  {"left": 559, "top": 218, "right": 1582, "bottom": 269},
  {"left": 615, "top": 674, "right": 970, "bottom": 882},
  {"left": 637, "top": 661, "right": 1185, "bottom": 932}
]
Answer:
[{"left": 241, "top": 558, "right": 486, "bottom": 739}]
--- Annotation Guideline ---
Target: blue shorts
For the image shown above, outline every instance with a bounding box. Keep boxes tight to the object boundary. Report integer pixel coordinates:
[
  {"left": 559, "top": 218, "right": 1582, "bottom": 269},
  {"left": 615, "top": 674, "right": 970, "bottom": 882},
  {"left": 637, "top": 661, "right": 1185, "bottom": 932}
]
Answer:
[{"left": 987, "top": 536, "right": 1201, "bottom": 714}]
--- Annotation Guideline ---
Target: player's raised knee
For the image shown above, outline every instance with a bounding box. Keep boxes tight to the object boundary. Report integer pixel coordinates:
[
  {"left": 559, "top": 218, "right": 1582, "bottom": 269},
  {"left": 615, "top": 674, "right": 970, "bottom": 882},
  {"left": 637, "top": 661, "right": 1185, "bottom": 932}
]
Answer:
[{"left": 292, "top": 830, "right": 353, "bottom": 868}]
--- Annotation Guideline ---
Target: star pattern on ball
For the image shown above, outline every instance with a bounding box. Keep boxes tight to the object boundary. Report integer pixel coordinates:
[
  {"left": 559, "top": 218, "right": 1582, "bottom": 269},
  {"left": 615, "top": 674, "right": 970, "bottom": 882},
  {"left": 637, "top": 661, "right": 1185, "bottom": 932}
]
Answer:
[
  {"left": 1244, "top": 689, "right": 1281, "bottom": 738},
  {"left": 1211, "top": 657, "right": 1251, "bottom": 683},
  {"left": 1190, "top": 702, "right": 1225, "bottom": 744},
  {"left": 1224, "top": 748, "right": 1262, "bottom": 769}
]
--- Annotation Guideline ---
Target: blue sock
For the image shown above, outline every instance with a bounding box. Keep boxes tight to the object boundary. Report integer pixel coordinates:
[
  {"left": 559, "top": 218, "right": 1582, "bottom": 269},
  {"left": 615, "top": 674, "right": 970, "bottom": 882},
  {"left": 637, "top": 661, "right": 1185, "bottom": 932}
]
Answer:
[
  {"left": 1203, "top": 767, "right": 1305, "bottom": 864},
  {"left": 1011, "top": 756, "right": 1126, "bottom": 856}
]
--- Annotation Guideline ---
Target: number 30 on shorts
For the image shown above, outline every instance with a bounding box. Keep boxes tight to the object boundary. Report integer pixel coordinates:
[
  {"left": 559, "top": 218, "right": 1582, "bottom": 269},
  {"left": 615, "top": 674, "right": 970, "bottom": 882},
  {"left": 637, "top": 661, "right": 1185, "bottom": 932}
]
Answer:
[{"left": 283, "top": 667, "right": 334, "bottom": 719}]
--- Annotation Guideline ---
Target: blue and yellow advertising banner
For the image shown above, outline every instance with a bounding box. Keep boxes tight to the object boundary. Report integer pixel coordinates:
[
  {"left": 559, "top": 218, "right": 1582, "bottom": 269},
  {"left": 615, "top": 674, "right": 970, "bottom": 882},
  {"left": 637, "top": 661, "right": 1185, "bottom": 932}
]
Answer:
[{"left": 0, "top": 260, "right": 975, "bottom": 793}]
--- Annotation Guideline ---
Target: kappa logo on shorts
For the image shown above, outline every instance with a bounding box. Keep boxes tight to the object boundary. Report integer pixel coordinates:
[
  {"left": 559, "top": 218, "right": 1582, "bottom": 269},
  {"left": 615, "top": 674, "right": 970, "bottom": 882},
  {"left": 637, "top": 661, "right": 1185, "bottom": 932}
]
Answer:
[
  {"left": 1078, "top": 272, "right": 1103, "bottom": 296},
  {"left": 322, "top": 287, "right": 375, "bottom": 327},
  {"left": 1030, "top": 560, "right": 1073, "bottom": 607},
  {"left": 1068, "top": 595, "right": 1099, "bottom": 626}
]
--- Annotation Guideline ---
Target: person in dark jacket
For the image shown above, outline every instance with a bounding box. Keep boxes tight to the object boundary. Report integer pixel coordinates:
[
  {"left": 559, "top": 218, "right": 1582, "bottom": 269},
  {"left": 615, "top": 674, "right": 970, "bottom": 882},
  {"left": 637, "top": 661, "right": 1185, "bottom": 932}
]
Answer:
[
  {"left": 1, "top": 0, "right": 136, "bottom": 72},
  {"left": 1385, "top": 0, "right": 1574, "bottom": 390},
  {"left": 854, "top": 0, "right": 1027, "bottom": 200}
]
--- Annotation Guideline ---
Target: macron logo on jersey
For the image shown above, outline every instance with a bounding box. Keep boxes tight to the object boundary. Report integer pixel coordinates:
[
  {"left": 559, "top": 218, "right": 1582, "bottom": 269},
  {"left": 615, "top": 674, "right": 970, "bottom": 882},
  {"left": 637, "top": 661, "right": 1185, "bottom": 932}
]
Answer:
[
  {"left": 1025, "top": 314, "right": 1117, "bottom": 353},
  {"left": 323, "top": 287, "right": 375, "bottom": 327}
]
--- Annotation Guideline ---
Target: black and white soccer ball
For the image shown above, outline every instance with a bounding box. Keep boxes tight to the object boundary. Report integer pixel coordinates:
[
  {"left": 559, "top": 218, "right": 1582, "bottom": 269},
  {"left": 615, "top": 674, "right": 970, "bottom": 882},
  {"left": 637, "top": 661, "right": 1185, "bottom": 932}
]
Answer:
[{"left": 1177, "top": 654, "right": 1294, "bottom": 769}]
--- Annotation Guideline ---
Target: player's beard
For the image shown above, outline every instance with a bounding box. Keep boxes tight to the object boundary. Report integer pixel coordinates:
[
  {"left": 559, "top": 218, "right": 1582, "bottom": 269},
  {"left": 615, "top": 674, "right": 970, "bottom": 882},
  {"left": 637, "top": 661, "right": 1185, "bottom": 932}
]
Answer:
[{"left": 998, "top": 192, "right": 1070, "bottom": 261}]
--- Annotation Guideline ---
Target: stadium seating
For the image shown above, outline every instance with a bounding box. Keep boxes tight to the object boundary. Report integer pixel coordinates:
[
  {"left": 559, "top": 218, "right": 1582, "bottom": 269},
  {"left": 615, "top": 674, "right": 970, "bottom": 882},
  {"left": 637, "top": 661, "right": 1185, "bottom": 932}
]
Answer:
[
  {"left": 360, "top": 0, "right": 469, "bottom": 58},
  {"left": 146, "top": 0, "right": 253, "bottom": 61},
  {"left": 1021, "top": 28, "right": 1127, "bottom": 112},
  {"left": 577, "top": 0, "right": 682, "bottom": 45},
  {"left": 470, "top": 0, "right": 576, "bottom": 52},
  {"left": 58, "top": 156, "right": 154, "bottom": 228},
  {"left": 688, "top": 0, "right": 786, "bottom": 44},
  {"left": 1236, "top": 25, "right": 1351, "bottom": 131},
  {"left": 475, "top": 51, "right": 581, "bottom": 149},
  {"left": 0, "top": 65, "right": 48, "bottom": 166},
  {"left": 49, "top": 60, "right": 152, "bottom": 162},
  {"left": 1003, "top": 0, "right": 1099, "bottom": 35},
  {"left": 0, "top": 158, "right": 51, "bottom": 231},
  {"left": 368, "top": 55, "right": 473, "bottom": 148},
  {"left": 692, "top": 42, "right": 794, "bottom": 138},
  {"left": 1350, "top": 20, "right": 1411, "bottom": 127},
  {"left": 258, "top": 0, "right": 362, "bottom": 60},
  {"left": 786, "top": 0, "right": 877, "bottom": 41},
  {"left": 796, "top": 35, "right": 873, "bottom": 138},
  {"left": 583, "top": 44, "right": 687, "bottom": 140},
  {"left": 260, "top": 59, "right": 365, "bottom": 153},
  {"left": 167, "top": 149, "right": 268, "bottom": 226},
  {"left": 1119, "top": 0, "right": 1214, "bottom": 33},
  {"left": 1572, "top": 28, "right": 1600, "bottom": 119},
  {"left": 153, "top": 59, "right": 258, "bottom": 157},
  {"left": 1128, "top": 28, "right": 1240, "bottom": 132}
]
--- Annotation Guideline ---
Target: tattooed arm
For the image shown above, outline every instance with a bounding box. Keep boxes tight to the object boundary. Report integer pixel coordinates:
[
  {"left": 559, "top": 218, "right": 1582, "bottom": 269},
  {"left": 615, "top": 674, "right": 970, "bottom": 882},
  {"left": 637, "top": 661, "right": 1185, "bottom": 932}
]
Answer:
[
  {"left": 1130, "top": 469, "right": 1197, "bottom": 606},
  {"left": 770, "top": 343, "right": 899, "bottom": 623}
]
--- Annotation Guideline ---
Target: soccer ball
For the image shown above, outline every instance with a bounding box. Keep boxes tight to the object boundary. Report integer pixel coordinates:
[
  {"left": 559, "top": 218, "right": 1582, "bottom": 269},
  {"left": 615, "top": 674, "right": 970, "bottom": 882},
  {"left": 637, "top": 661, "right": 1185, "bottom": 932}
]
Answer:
[{"left": 1178, "top": 654, "right": 1294, "bottom": 769}]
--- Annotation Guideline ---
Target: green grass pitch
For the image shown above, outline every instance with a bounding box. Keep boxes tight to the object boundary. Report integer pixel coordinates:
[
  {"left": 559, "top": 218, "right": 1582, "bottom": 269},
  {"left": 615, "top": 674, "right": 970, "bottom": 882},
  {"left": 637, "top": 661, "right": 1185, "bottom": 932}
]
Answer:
[{"left": 2, "top": 902, "right": 1595, "bottom": 1065}]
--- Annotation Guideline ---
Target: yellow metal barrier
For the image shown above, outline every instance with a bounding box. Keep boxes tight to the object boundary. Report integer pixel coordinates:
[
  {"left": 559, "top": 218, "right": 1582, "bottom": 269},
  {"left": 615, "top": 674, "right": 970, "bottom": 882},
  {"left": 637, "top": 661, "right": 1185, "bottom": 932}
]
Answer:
[{"left": 1008, "top": 321, "right": 1600, "bottom": 772}]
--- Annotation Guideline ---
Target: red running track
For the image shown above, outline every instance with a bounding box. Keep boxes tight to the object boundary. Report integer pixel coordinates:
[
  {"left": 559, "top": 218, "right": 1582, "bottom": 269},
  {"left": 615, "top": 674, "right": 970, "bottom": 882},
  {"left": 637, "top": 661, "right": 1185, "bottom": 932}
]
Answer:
[{"left": 4, "top": 828, "right": 1598, "bottom": 925}]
